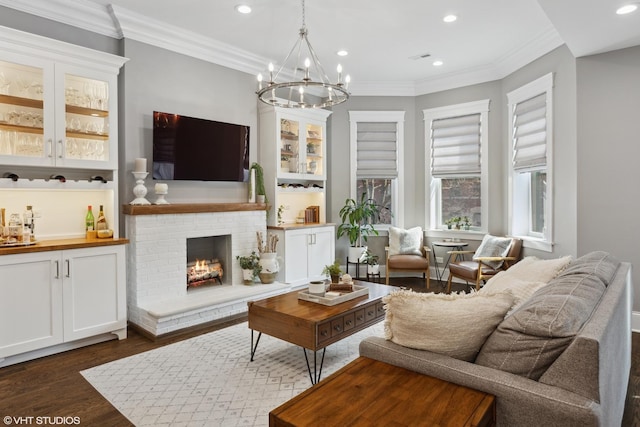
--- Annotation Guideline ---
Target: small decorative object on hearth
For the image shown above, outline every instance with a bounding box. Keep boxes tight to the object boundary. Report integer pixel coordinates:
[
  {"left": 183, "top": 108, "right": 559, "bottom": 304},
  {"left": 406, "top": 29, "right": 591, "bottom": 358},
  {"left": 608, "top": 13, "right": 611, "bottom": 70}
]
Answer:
[
  {"left": 257, "top": 231, "right": 279, "bottom": 284},
  {"left": 236, "top": 251, "right": 261, "bottom": 285}
]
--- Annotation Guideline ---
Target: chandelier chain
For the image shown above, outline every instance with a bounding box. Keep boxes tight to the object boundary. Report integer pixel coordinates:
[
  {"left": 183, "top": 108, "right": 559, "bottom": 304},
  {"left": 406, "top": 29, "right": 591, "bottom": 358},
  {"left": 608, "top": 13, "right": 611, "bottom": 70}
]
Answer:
[{"left": 301, "top": 0, "right": 306, "bottom": 28}]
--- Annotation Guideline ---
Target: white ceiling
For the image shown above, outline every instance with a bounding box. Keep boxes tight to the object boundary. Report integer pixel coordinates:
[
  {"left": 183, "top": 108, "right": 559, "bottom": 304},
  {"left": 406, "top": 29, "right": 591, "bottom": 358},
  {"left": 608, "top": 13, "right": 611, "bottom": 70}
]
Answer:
[{"left": 4, "top": 0, "right": 640, "bottom": 96}]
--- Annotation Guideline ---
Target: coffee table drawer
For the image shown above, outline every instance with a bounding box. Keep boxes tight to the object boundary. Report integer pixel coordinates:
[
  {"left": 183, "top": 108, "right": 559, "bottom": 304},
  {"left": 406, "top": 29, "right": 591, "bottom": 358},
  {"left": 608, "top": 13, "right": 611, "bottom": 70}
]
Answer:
[
  {"left": 343, "top": 312, "right": 355, "bottom": 331},
  {"left": 364, "top": 303, "right": 377, "bottom": 322}
]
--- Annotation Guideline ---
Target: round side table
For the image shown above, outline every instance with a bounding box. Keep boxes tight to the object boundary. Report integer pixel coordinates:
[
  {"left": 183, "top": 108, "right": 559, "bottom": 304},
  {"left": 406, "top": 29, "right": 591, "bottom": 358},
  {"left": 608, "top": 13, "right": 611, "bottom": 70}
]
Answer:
[{"left": 431, "top": 241, "right": 469, "bottom": 283}]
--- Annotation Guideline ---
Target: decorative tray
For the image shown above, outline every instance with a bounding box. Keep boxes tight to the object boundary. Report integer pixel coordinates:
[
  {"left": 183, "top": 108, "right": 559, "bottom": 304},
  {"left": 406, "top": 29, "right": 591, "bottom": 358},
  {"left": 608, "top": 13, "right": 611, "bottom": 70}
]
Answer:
[
  {"left": 298, "top": 284, "right": 369, "bottom": 306},
  {"left": 0, "top": 240, "right": 38, "bottom": 247}
]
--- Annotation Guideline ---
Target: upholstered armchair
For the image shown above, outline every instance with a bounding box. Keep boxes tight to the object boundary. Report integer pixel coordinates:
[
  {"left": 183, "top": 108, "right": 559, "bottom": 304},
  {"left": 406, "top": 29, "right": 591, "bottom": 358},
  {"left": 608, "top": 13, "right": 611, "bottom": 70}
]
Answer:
[
  {"left": 385, "top": 226, "right": 431, "bottom": 289},
  {"left": 446, "top": 236, "right": 522, "bottom": 293}
]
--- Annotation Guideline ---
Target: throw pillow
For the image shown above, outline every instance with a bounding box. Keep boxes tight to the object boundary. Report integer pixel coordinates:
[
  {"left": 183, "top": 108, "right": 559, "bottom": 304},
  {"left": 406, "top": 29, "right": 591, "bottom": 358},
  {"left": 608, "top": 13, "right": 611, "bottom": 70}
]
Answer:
[
  {"left": 557, "top": 251, "right": 619, "bottom": 286},
  {"left": 479, "top": 276, "right": 549, "bottom": 316},
  {"left": 383, "top": 289, "right": 515, "bottom": 362},
  {"left": 490, "top": 255, "right": 572, "bottom": 284},
  {"left": 473, "top": 235, "right": 513, "bottom": 269},
  {"left": 388, "top": 226, "right": 423, "bottom": 256},
  {"left": 475, "top": 273, "right": 606, "bottom": 380}
]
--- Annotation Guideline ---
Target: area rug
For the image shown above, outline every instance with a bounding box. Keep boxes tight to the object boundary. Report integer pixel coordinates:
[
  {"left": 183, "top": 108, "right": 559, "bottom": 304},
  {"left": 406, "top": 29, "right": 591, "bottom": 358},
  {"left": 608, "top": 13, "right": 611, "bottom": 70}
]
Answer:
[{"left": 81, "top": 321, "right": 384, "bottom": 426}]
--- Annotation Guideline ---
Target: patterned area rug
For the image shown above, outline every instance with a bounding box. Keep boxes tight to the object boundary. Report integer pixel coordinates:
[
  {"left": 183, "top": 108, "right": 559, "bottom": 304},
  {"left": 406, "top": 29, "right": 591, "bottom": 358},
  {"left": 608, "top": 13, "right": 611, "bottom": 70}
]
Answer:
[{"left": 81, "top": 321, "right": 384, "bottom": 426}]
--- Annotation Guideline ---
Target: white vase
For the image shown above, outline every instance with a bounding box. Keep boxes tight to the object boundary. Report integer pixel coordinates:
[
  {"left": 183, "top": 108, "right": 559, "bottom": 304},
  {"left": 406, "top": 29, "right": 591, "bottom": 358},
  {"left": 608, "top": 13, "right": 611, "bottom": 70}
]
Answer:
[
  {"left": 348, "top": 246, "right": 367, "bottom": 263},
  {"left": 259, "top": 252, "right": 279, "bottom": 273}
]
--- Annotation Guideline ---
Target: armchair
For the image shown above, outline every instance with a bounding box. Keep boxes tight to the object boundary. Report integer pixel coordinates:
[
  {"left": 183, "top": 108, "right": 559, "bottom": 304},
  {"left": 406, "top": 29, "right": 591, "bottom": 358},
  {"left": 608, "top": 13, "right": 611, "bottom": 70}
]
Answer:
[
  {"left": 385, "top": 226, "right": 431, "bottom": 289},
  {"left": 446, "top": 236, "right": 522, "bottom": 293}
]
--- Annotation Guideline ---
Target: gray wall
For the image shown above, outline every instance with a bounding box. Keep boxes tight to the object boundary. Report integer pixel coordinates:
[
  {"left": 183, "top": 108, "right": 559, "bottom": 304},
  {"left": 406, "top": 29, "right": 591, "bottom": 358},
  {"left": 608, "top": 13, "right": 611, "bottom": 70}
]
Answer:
[
  {"left": 119, "top": 39, "right": 258, "bottom": 209},
  {"left": 575, "top": 45, "right": 640, "bottom": 309}
]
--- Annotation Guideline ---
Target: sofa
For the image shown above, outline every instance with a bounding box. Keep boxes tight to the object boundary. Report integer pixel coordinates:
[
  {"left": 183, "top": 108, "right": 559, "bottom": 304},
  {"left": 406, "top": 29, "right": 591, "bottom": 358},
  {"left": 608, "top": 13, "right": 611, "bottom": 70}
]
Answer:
[{"left": 359, "top": 251, "right": 632, "bottom": 426}]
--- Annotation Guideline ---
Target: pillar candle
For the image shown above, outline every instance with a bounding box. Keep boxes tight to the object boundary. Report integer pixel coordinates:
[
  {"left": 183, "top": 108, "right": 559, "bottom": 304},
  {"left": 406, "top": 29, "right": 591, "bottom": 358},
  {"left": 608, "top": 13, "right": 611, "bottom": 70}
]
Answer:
[
  {"left": 134, "top": 158, "right": 147, "bottom": 173},
  {"left": 249, "top": 168, "right": 256, "bottom": 203},
  {"left": 155, "top": 183, "right": 168, "bottom": 193}
]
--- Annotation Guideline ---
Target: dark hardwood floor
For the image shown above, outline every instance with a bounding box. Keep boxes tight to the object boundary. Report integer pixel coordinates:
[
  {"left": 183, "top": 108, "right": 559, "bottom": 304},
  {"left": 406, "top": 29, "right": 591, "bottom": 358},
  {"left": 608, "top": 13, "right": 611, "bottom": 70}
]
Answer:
[{"left": 1, "top": 278, "right": 638, "bottom": 426}]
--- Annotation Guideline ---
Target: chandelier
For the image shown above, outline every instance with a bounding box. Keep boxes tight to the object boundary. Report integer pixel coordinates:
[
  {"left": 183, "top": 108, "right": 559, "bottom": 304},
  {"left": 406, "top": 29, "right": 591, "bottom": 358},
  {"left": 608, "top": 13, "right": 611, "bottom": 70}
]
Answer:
[{"left": 256, "top": 0, "right": 350, "bottom": 109}]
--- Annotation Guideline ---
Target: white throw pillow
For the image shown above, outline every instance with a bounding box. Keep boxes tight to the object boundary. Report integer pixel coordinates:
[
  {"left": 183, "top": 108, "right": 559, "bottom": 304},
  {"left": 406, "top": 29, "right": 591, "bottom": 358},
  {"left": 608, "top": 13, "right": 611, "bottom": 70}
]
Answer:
[
  {"left": 480, "top": 276, "right": 549, "bottom": 316},
  {"left": 473, "top": 235, "right": 513, "bottom": 269},
  {"left": 383, "top": 289, "right": 515, "bottom": 361},
  {"left": 388, "top": 226, "right": 423, "bottom": 256},
  {"left": 492, "top": 255, "right": 572, "bottom": 284}
]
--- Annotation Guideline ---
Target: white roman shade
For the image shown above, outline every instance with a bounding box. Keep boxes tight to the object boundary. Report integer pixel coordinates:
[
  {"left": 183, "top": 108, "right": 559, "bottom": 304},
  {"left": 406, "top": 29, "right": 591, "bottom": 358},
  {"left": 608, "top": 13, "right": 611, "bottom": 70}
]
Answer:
[
  {"left": 512, "top": 93, "right": 547, "bottom": 171},
  {"left": 430, "top": 113, "right": 481, "bottom": 178},
  {"left": 356, "top": 122, "right": 398, "bottom": 178}
]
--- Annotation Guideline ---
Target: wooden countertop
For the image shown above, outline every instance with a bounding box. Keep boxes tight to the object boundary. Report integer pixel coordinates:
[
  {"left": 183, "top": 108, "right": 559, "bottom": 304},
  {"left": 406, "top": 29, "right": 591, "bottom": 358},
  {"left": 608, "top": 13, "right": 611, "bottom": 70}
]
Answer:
[
  {"left": 268, "top": 223, "right": 335, "bottom": 230},
  {"left": 0, "top": 237, "right": 129, "bottom": 255},
  {"left": 122, "top": 203, "right": 267, "bottom": 215}
]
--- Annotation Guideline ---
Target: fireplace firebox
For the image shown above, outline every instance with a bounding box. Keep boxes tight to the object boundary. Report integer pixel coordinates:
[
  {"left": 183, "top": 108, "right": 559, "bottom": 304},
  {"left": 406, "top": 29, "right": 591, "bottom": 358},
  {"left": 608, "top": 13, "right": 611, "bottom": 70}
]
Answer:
[{"left": 186, "top": 235, "right": 231, "bottom": 289}]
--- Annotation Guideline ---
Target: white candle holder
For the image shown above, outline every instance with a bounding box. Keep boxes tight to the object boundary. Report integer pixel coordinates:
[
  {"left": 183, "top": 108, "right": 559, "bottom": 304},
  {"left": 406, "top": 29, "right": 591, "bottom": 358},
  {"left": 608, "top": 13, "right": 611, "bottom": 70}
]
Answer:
[
  {"left": 154, "top": 184, "right": 169, "bottom": 205},
  {"left": 130, "top": 171, "right": 151, "bottom": 205}
]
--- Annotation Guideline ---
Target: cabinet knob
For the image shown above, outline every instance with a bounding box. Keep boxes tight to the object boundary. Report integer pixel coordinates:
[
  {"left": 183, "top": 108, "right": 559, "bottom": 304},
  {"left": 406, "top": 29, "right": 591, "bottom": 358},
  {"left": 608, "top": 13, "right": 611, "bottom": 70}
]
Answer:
[
  {"left": 321, "top": 330, "right": 328, "bottom": 336},
  {"left": 345, "top": 320, "right": 353, "bottom": 326},
  {"left": 333, "top": 325, "right": 342, "bottom": 331}
]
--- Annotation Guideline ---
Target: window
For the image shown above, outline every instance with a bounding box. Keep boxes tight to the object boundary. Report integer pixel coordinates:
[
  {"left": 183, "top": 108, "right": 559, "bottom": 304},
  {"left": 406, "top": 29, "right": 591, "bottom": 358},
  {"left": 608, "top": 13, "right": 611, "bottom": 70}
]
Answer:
[
  {"left": 349, "top": 111, "right": 404, "bottom": 229},
  {"left": 424, "top": 100, "right": 490, "bottom": 232},
  {"left": 507, "top": 73, "right": 553, "bottom": 251}
]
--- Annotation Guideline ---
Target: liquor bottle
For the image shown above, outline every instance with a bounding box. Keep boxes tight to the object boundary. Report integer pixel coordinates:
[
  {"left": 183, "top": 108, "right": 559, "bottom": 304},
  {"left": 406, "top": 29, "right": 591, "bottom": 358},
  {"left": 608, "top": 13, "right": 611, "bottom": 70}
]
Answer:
[
  {"left": 86, "top": 205, "right": 95, "bottom": 231},
  {"left": 24, "top": 205, "right": 34, "bottom": 240},
  {"left": 96, "top": 205, "right": 107, "bottom": 230}
]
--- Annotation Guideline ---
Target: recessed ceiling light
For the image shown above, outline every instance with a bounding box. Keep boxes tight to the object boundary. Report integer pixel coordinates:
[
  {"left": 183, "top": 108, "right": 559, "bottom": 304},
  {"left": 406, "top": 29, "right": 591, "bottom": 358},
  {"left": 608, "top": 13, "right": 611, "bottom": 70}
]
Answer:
[
  {"left": 443, "top": 14, "right": 457, "bottom": 23},
  {"left": 616, "top": 3, "right": 638, "bottom": 14},
  {"left": 433, "top": 60, "right": 444, "bottom": 66},
  {"left": 235, "top": 4, "right": 252, "bottom": 14},
  {"left": 337, "top": 50, "right": 349, "bottom": 57}
]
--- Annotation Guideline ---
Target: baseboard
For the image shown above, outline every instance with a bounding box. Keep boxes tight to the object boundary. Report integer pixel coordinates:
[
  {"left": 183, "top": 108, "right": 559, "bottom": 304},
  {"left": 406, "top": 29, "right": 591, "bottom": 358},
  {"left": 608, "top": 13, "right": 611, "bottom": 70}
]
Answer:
[{"left": 632, "top": 311, "right": 640, "bottom": 333}]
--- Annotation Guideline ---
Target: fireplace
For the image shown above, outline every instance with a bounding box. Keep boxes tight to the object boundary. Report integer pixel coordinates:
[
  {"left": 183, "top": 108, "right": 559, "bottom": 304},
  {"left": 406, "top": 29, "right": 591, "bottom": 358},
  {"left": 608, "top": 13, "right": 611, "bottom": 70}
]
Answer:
[{"left": 186, "top": 235, "right": 230, "bottom": 289}]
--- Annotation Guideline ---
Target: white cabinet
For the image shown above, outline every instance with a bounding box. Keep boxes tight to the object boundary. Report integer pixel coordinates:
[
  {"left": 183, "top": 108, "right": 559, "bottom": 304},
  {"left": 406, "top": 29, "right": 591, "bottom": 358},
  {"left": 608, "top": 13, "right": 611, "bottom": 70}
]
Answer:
[
  {"left": 270, "top": 225, "right": 335, "bottom": 287},
  {"left": 0, "top": 25, "right": 127, "bottom": 240},
  {"left": 0, "top": 29, "right": 125, "bottom": 170},
  {"left": 0, "top": 245, "right": 126, "bottom": 362},
  {"left": 259, "top": 104, "right": 331, "bottom": 226}
]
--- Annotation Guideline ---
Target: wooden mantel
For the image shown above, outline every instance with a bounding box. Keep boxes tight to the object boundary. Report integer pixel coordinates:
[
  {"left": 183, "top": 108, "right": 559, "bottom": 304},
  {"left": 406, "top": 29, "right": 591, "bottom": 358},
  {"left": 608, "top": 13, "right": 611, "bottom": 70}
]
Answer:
[{"left": 122, "top": 202, "right": 268, "bottom": 216}]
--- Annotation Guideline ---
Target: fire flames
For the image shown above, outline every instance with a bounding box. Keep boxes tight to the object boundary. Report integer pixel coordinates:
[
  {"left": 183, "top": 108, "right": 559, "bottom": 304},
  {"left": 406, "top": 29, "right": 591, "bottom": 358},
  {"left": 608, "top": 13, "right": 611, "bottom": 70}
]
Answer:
[{"left": 187, "top": 258, "right": 223, "bottom": 287}]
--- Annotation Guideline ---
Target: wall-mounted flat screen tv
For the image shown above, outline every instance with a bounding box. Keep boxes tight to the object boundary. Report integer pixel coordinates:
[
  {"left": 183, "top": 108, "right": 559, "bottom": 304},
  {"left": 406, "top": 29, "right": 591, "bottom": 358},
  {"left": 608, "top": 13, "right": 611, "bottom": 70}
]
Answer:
[{"left": 152, "top": 111, "right": 250, "bottom": 182}]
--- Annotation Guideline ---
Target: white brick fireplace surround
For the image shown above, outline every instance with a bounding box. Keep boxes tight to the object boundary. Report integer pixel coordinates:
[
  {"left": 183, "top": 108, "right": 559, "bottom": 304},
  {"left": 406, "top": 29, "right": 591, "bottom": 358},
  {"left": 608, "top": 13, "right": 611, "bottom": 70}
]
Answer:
[{"left": 124, "top": 203, "right": 288, "bottom": 336}]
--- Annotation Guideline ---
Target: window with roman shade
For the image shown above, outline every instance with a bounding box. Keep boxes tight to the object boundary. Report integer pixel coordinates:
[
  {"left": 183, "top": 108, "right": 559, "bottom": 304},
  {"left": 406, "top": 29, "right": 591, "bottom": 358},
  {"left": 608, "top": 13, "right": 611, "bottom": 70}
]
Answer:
[
  {"left": 424, "top": 100, "right": 489, "bottom": 234},
  {"left": 349, "top": 111, "right": 405, "bottom": 228},
  {"left": 507, "top": 72, "right": 553, "bottom": 252}
]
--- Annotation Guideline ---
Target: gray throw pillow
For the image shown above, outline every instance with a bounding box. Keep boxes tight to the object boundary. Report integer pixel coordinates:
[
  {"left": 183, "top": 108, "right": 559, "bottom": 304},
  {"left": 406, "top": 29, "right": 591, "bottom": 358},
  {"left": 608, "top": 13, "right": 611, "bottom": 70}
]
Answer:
[
  {"left": 557, "top": 251, "right": 619, "bottom": 286},
  {"left": 475, "top": 272, "right": 606, "bottom": 380}
]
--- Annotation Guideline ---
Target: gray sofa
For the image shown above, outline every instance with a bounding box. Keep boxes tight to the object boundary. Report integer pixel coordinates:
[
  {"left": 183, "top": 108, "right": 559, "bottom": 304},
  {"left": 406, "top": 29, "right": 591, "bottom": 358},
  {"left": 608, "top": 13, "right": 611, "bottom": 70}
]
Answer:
[{"left": 360, "top": 251, "right": 632, "bottom": 426}]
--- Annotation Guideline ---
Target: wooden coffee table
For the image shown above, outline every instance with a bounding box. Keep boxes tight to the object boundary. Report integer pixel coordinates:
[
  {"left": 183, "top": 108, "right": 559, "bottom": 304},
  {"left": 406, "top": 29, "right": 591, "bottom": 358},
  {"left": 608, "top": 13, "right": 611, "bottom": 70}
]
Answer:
[
  {"left": 248, "top": 280, "right": 396, "bottom": 384},
  {"left": 270, "top": 356, "right": 496, "bottom": 427}
]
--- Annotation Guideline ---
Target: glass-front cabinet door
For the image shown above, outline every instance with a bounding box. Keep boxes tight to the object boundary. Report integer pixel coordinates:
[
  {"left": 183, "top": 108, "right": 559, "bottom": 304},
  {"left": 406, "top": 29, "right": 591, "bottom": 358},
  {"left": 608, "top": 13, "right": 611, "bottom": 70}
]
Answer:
[
  {"left": 56, "top": 66, "right": 115, "bottom": 169},
  {"left": 0, "top": 56, "right": 116, "bottom": 169},
  {"left": 277, "top": 115, "right": 326, "bottom": 179},
  {"left": 0, "top": 58, "right": 50, "bottom": 165}
]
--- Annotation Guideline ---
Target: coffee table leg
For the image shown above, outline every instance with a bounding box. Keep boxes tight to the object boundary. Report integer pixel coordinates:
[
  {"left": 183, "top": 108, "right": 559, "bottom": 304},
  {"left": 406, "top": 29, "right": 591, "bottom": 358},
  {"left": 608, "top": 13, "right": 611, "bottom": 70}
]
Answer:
[
  {"left": 250, "top": 330, "right": 262, "bottom": 361},
  {"left": 303, "top": 347, "right": 326, "bottom": 385}
]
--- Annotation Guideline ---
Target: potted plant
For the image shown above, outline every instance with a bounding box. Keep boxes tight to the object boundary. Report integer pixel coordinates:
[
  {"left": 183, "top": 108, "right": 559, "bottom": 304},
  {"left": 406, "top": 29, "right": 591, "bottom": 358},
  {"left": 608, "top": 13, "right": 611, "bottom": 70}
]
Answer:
[
  {"left": 322, "top": 260, "right": 342, "bottom": 283},
  {"left": 462, "top": 216, "right": 471, "bottom": 230},
  {"left": 236, "top": 251, "right": 261, "bottom": 285},
  {"left": 362, "top": 249, "right": 380, "bottom": 275},
  {"left": 444, "top": 217, "right": 455, "bottom": 229},
  {"left": 249, "top": 162, "right": 267, "bottom": 204},
  {"left": 337, "top": 193, "right": 380, "bottom": 262}
]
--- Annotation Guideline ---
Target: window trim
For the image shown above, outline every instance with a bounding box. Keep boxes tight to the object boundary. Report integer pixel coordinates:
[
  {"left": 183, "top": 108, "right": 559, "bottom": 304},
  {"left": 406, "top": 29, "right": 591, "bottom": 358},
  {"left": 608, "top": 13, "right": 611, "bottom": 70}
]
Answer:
[
  {"left": 349, "top": 111, "right": 405, "bottom": 230},
  {"left": 423, "top": 99, "right": 490, "bottom": 236},
  {"left": 507, "top": 72, "right": 554, "bottom": 252}
]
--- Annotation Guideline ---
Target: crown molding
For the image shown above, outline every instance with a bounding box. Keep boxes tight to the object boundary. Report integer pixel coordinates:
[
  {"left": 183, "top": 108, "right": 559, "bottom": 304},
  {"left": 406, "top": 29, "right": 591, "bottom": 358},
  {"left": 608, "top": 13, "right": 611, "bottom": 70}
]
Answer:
[
  {"left": 0, "top": 1, "right": 566, "bottom": 97},
  {"left": 0, "top": 0, "right": 119, "bottom": 38},
  {"left": 108, "top": 5, "right": 267, "bottom": 76}
]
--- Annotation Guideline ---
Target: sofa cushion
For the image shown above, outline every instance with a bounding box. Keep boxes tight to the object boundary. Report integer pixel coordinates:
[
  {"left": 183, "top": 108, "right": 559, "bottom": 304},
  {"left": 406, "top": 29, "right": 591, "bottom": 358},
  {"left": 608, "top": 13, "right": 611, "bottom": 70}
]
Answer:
[
  {"left": 383, "top": 289, "right": 514, "bottom": 362},
  {"left": 473, "top": 235, "right": 513, "bottom": 269},
  {"left": 480, "top": 255, "right": 573, "bottom": 315},
  {"left": 557, "top": 251, "right": 619, "bottom": 286},
  {"left": 388, "top": 226, "right": 423, "bottom": 256},
  {"left": 476, "top": 272, "right": 606, "bottom": 380}
]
